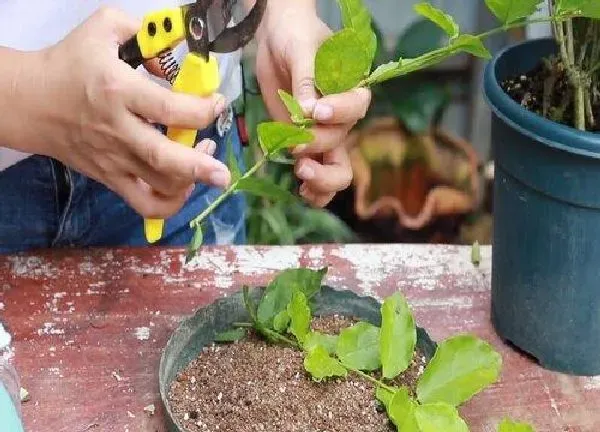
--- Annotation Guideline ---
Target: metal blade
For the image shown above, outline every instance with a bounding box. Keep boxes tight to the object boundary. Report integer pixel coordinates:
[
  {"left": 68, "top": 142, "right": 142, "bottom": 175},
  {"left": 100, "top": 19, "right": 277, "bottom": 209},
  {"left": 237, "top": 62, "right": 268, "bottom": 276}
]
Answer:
[{"left": 209, "top": 0, "right": 267, "bottom": 53}]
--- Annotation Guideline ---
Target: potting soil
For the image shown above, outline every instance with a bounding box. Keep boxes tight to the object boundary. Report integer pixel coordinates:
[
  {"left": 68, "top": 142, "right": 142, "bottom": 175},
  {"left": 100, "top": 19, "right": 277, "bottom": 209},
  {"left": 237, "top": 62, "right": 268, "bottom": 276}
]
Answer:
[{"left": 167, "top": 315, "right": 426, "bottom": 432}]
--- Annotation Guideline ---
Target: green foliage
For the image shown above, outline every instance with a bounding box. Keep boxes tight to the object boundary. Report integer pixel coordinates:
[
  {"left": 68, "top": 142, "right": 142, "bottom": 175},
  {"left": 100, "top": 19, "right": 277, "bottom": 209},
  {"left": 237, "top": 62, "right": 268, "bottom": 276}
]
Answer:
[
  {"left": 236, "top": 177, "right": 297, "bottom": 203},
  {"left": 335, "top": 0, "right": 377, "bottom": 62},
  {"left": 498, "top": 418, "right": 536, "bottom": 432},
  {"left": 414, "top": 3, "right": 459, "bottom": 39},
  {"left": 217, "top": 268, "right": 535, "bottom": 431},
  {"left": 417, "top": 334, "right": 503, "bottom": 406},
  {"left": 277, "top": 90, "right": 315, "bottom": 127},
  {"left": 304, "top": 345, "right": 348, "bottom": 381},
  {"left": 380, "top": 292, "right": 417, "bottom": 379},
  {"left": 484, "top": 0, "right": 544, "bottom": 25},
  {"left": 256, "top": 267, "right": 327, "bottom": 327},
  {"left": 415, "top": 402, "right": 470, "bottom": 432},
  {"left": 451, "top": 34, "right": 492, "bottom": 59},
  {"left": 315, "top": 28, "right": 372, "bottom": 95},
  {"left": 257, "top": 122, "right": 314, "bottom": 155},
  {"left": 556, "top": 0, "right": 600, "bottom": 18},
  {"left": 287, "top": 291, "right": 311, "bottom": 343},
  {"left": 336, "top": 321, "right": 381, "bottom": 371}
]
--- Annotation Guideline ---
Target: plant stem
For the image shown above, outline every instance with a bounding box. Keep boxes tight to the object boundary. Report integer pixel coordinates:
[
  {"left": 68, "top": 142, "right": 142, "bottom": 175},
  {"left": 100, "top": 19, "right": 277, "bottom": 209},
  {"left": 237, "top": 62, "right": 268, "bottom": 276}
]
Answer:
[
  {"left": 232, "top": 322, "right": 254, "bottom": 328},
  {"left": 189, "top": 156, "right": 268, "bottom": 229},
  {"left": 351, "top": 369, "right": 396, "bottom": 393},
  {"left": 565, "top": 19, "right": 587, "bottom": 130}
]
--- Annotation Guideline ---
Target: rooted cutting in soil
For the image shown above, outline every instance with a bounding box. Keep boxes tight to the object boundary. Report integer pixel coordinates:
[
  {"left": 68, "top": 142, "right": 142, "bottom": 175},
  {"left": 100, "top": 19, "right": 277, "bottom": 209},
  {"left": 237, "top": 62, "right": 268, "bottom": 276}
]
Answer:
[
  {"left": 501, "top": 56, "right": 600, "bottom": 132},
  {"left": 167, "top": 315, "right": 427, "bottom": 432}
]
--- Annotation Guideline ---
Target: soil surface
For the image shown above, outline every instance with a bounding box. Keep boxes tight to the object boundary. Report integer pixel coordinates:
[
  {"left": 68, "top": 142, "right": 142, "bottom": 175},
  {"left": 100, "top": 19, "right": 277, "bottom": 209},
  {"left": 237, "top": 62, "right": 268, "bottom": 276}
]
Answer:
[
  {"left": 167, "top": 315, "right": 427, "bottom": 432},
  {"left": 501, "top": 56, "right": 600, "bottom": 132}
]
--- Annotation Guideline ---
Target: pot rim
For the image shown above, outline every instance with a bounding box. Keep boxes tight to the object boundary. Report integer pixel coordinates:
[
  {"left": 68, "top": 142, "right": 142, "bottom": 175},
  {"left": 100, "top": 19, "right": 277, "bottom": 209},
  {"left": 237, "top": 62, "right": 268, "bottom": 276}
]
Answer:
[{"left": 483, "top": 37, "right": 600, "bottom": 159}]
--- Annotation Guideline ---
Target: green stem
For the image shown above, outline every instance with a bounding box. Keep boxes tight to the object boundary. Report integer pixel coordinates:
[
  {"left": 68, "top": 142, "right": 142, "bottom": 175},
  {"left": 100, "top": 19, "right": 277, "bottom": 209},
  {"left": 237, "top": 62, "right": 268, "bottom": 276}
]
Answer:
[
  {"left": 189, "top": 156, "right": 268, "bottom": 228},
  {"left": 352, "top": 369, "right": 396, "bottom": 393},
  {"left": 476, "top": 16, "right": 572, "bottom": 41},
  {"left": 232, "top": 322, "right": 254, "bottom": 328}
]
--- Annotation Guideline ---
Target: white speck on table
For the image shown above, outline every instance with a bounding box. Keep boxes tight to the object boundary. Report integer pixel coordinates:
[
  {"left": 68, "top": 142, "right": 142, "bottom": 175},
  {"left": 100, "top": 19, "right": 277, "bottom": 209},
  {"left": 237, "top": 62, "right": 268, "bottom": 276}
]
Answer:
[{"left": 134, "top": 327, "right": 150, "bottom": 341}]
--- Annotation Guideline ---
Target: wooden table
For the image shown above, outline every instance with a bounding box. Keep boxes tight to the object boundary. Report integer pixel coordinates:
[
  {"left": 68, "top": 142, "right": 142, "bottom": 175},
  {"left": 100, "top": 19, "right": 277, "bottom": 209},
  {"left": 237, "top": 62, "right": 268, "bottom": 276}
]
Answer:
[{"left": 0, "top": 244, "right": 598, "bottom": 432}]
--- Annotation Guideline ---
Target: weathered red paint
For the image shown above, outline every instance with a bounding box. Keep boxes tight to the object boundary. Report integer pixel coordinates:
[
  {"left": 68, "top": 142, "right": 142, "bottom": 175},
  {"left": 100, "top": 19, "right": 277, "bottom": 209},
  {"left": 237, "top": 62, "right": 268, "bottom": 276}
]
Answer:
[{"left": 0, "top": 244, "right": 598, "bottom": 432}]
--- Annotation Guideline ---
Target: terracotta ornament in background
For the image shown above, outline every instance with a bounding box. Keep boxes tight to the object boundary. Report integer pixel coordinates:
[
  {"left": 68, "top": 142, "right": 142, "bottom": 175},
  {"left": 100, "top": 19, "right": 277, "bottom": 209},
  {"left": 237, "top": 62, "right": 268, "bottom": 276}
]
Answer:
[{"left": 347, "top": 117, "right": 481, "bottom": 230}]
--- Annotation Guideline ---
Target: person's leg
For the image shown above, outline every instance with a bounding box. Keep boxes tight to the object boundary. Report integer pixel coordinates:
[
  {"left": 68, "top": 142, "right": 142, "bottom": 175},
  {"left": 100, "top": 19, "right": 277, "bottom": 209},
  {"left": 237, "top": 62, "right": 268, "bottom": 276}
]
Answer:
[
  {"left": 55, "top": 112, "right": 247, "bottom": 249},
  {"left": 0, "top": 155, "right": 62, "bottom": 254}
]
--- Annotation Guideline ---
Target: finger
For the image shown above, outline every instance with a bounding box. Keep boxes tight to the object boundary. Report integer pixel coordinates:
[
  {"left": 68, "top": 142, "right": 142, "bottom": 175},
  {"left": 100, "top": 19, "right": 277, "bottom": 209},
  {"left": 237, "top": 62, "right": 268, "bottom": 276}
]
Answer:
[
  {"left": 299, "top": 184, "right": 335, "bottom": 208},
  {"left": 291, "top": 125, "right": 348, "bottom": 155},
  {"left": 124, "top": 74, "right": 227, "bottom": 129},
  {"left": 295, "top": 146, "right": 353, "bottom": 194},
  {"left": 93, "top": 6, "right": 141, "bottom": 43},
  {"left": 312, "top": 87, "right": 372, "bottom": 125},
  {"left": 113, "top": 174, "right": 194, "bottom": 219},
  {"left": 123, "top": 115, "right": 231, "bottom": 189},
  {"left": 197, "top": 139, "right": 217, "bottom": 156},
  {"left": 289, "top": 43, "right": 320, "bottom": 115}
]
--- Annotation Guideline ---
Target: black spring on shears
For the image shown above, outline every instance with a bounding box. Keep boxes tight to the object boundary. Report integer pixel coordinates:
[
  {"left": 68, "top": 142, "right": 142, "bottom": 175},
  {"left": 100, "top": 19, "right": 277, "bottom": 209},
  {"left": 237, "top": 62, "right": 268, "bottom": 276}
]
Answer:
[{"left": 158, "top": 49, "right": 180, "bottom": 84}]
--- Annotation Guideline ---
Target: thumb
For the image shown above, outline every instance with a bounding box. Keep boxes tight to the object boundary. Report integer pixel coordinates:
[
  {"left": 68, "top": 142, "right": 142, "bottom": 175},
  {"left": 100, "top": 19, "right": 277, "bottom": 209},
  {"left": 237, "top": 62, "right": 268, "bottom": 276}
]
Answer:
[
  {"left": 290, "top": 45, "right": 319, "bottom": 116},
  {"left": 92, "top": 7, "right": 140, "bottom": 43}
]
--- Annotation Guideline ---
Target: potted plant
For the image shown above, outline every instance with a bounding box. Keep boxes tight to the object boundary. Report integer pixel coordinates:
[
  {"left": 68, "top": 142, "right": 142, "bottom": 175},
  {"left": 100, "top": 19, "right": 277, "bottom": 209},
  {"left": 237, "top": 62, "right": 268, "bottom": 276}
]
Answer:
[
  {"left": 159, "top": 267, "right": 534, "bottom": 431},
  {"left": 482, "top": 1, "right": 600, "bottom": 376}
]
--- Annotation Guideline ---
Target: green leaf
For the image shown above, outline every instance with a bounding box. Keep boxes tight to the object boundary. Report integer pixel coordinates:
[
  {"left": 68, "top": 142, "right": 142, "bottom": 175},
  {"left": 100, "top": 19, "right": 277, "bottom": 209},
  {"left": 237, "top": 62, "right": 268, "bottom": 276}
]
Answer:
[
  {"left": 472, "top": 241, "right": 481, "bottom": 266},
  {"left": 414, "top": 3, "right": 459, "bottom": 39},
  {"left": 335, "top": 0, "right": 377, "bottom": 63},
  {"left": 277, "top": 90, "right": 315, "bottom": 127},
  {"left": 366, "top": 61, "right": 402, "bottom": 85},
  {"left": 304, "top": 345, "right": 348, "bottom": 381},
  {"left": 336, "top": 321, "right": 381, "bottom": 371},
  {"left": 375, "top": 385, "right": 399, "bottom": 410},
  {"left": 237, "top": 177, "right": 297, "bottom": 203},
  {"left": 226, "top": 136, "right": 241, "bottom": 182},
  {"left": 380, "top": 292, "right": 417, "bottom": 379},
  {"left": 257, "top": 268, "right": 327, "bottom": 327},
  {"left": 315, "top": 29, "right": 371, "bottom": 95},
  {"left": 557, "top": 0, "right": 600, "bottom": 18},
  {"left": 287, "top": 291, "right": 311, "bottom": 343},
  {"left": 185, "top": 225, "right": 204, "bottom": 263},
  {"left": 498, "top": 418, "right": 536, "bottom": 432},
  {"left": 273, "top": 310, "right": 291, "bottom": 333},
  {"left": 257, "top": 122, "right": 314, "bottom": 155},
  {"left": 304, "top": 331, "right": 339, "bottom": 355},
  {"left": 214, "top": 328, "right": 247, "bottom": 343},
  {"left": 415, "top": 402, "right": 470, "bottom": 432},
  {"left": 452, "top": 34, "right": 492, "bottom": 59},
  {"left": 243, "top": 285, "right": 258, "bottom": 324},
  {"left": 388, "top": 387, "right": 420, "bottom": 431},
  {"left": 484, "top": 0, "right": 543, "bottom": 25},
  {"left": 390, "top": 82, "right": 451, "bottom": 134},
  {"left": 417, "top": 334, "right": 502, "bottom": 406}
]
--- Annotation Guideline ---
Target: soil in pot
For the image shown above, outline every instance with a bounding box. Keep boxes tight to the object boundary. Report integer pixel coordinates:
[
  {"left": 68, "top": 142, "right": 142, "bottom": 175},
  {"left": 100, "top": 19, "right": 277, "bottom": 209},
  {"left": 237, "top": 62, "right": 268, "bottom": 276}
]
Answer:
[
  {"left": 166, "top": 315, "right": 427, "bottom": 432},
  {"left": 501, "top": 55, "right": 600, "bottom": 132}
]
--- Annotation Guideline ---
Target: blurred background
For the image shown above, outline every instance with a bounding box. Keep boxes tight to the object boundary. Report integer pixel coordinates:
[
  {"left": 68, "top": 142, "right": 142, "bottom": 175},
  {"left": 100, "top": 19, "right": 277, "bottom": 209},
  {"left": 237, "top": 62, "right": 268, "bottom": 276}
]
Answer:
[{"left": 235, "top": 0, "right": 552, "bottom": 247}]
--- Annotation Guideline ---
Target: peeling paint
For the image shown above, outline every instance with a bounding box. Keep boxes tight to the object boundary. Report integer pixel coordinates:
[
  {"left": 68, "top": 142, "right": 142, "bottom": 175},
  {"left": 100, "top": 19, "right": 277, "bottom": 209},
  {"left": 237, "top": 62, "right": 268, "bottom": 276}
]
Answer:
[
  {"left": 234, "top": 247, "right": 301, "bottom": 275},
  {"left": 134, "top": 327, "right": 150, "bottom": 341},
  {"left": 8, "top": 256, "right": 58, "bottom": 278}
]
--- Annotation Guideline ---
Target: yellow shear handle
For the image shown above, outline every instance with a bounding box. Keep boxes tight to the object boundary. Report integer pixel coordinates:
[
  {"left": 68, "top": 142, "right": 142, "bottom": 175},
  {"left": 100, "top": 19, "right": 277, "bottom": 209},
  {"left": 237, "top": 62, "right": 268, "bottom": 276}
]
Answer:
[{"left": 144, "top": 54, "right": 221, "bottom": 243}]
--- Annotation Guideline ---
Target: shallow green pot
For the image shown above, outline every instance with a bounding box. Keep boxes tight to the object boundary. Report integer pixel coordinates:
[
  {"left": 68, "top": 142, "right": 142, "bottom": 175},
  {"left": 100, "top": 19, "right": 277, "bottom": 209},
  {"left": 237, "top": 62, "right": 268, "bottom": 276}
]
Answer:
[{"left": 158, "top": 286, "right": 437, "bottom": 432}]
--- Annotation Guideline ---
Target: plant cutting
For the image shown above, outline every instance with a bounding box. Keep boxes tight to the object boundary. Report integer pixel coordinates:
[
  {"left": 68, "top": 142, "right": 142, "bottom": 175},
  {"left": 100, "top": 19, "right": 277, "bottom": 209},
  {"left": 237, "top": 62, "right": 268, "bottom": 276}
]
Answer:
[
  {"left": 184, "top": 0, "right": 594, "bottom": 264},
  {"left": 161, "top": 267, "right": 536, "bottom": 431}
]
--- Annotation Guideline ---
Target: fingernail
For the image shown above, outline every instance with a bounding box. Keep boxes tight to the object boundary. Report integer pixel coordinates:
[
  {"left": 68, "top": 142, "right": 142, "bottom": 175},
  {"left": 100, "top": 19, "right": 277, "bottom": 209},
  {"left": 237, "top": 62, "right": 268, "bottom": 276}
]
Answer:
[
  {"left": 297, "top": 163, "right": 315, "bottom": 180},
  {"left": 185, "top": 184, "right": 195, "bottom": 199},
  {"left": 210, "top": 170, "right": 230, "bottom": 188},
  {"left": 314, "top": 103, "right": 333, "bottom": 121},
  {"left": 198, "top": 139, "right": 217, "bottom": 156},
  {"left": 300, "top": 98, "right": 317, "bottom": 115},
  {"left": 214, "top": 95, "right": 227, "bottom": 116}
]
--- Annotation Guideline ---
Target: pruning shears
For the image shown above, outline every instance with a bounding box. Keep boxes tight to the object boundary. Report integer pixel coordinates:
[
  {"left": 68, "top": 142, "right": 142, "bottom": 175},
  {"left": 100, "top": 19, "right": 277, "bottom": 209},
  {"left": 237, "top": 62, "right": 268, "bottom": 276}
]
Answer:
[{"left": 118, "top": 0, "right": 267, "bottom": 243}]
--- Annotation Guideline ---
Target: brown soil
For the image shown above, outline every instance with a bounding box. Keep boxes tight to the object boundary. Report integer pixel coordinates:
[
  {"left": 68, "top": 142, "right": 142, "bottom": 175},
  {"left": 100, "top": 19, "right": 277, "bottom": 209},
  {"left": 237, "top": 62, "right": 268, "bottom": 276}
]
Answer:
[
  {"left": 501, "top": 56, "right": 600, "bottom": 132},
  {"left": 167, "top": 315, "right": 427, "bottom": 432}
]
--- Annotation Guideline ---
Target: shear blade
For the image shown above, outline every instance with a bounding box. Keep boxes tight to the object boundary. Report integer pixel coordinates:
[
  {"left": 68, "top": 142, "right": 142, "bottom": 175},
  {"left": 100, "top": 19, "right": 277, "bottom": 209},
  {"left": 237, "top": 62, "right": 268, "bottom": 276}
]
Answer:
[{"left": 209, "top": 0, "right": 267, "bottom": 53}]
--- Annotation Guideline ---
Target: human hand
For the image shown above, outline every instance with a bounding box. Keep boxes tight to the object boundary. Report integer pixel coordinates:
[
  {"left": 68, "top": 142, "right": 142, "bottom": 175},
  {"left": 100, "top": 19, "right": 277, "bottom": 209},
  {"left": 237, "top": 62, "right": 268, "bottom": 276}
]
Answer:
[
  {"left": 10, "top": 7, "right": 230, "bottom": 219},
  {"left": 254, "top": 1, "right": 371, "bottom": 207}
]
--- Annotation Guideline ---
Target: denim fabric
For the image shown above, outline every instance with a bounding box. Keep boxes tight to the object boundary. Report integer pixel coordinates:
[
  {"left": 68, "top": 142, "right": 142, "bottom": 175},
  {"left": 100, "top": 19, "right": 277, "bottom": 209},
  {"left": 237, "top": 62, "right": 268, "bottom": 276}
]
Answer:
[{"left": 0, "top": 119, "right": 246, "bottom": 254}]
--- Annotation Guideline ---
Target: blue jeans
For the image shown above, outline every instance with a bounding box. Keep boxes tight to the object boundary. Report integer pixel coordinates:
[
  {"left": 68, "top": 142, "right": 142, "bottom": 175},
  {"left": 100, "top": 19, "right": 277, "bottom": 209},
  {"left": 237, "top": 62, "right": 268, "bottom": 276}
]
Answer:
[{"left": 0, "top": 120, "right": 246, "bottom": 254}]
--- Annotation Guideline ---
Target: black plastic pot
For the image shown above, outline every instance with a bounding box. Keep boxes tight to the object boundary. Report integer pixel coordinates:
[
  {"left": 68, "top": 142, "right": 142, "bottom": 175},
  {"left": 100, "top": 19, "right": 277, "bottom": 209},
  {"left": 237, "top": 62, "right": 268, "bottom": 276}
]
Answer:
[
  {"left": 484, "top": 38, "right": 600, "bottom": 375},
  {"left": 159, "top": 286, "right": 437, "bottom": 431}
]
